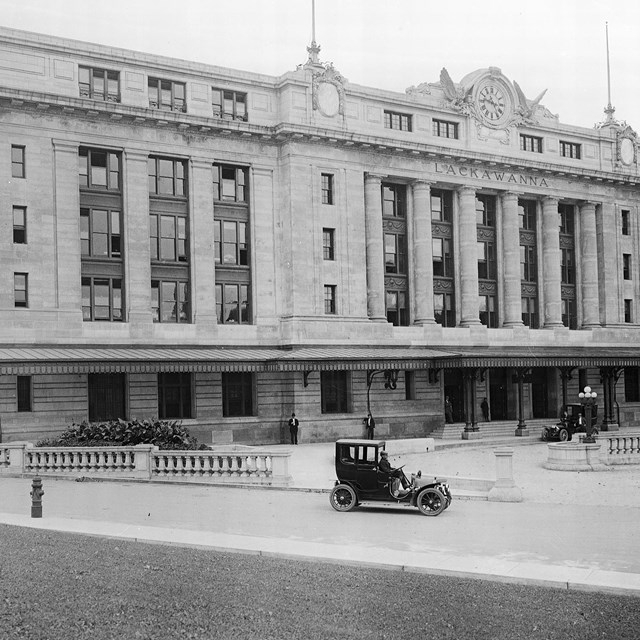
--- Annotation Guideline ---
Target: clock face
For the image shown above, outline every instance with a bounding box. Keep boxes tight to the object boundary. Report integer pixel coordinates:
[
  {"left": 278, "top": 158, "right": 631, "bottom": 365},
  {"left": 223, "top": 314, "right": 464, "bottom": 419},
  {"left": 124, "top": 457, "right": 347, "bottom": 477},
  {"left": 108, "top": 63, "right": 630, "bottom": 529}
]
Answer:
[
  {"left": 316, "top": 82, "right": 340, "bottom": 117},
  {"left": 620, "top": 137, "right": 635, "bottom": 166},
  {"left": 477, "top": 82, "right": 510, "bottom": 126}
]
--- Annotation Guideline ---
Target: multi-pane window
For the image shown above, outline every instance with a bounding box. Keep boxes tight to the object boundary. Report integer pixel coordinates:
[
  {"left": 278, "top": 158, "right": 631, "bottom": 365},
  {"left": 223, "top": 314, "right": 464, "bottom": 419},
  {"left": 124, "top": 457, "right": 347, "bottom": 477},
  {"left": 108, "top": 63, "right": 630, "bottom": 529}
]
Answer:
[
  {"left": 522, "top": 297, "right": 538, "bottom": 328},
  {"left": 222, "top": 372, "right": 254, "bottom": 417},
  {"left": 434, "top": 293, "right": 455, "bottom": 327},
  {"left": 82, "top": 277, "right": 123, "bottom": 321},
  {"left": 158, "top": 372, "right": 192, "bottom": 419},
  {"left": 384, "top": 110, "right": 412, "bottom": 131},
  {"left": 11, "top": 145, "right": 25, "bottom": 178},
  {"left": 432, "top": 119, "right": 458, "bottom": 139},
  {"left": 384, "top": 233, "right": 406, "bottom": 274},
  {"left": 151, "top": 280, "right": 189, "bottom": 323},
  {"left": 558, "top": 203, "right": 575, "bottom": 234},
  {"left": 518, "top": 199, "right": 536, "bottom": 231},
  {"left": 431, "top": 189, "right": 453, "bottom": 222},
  {"left": 79, "top": 148, "right": 120, "bottom": 190},
  {"left": 215, "top": 283, "right": 249, "bottom": 324},
  {"left": 321, "top": 173, "right": 334, "bottom": 205},
  {"left": 79, "top": 66, "right": 119, "bottom": 102},
  {"left": 432, "top": 238, "right": 453, "bottom": 277},
  {"left": 212, "top": 88, "right": 247, "bottom": 121},
  {"left": 520, "top": 134, "right": 543, "bottom": 153},
  {"left": 479, "top": 295, "right": 497, "bottom": 328},
  {"left": 324, "top": 285, "right": 336, "bottom": 314},
  {"left": 561, "top": 248, "right": 575, "bottom": 285},
  {"left": 214, "top": 220, "right": 248, "bottom": 266},
  {"left": 321, "top": 370, "right": 349, "bottom": 413},
  {"left": 17, "top": 376, "right": 32, "bottom": 412},
  {"left": 386, "top": 289, "right": 407, "bottom": 326},
  {"left": 520, "top": 245, "right": 537, "bottom": 282},
  {"left": 323, "top": 228, "right": 335, "bottom": 260},
  {"left": 81, "top": 208, "right": 121, "bottom": 258},
  {"left": 148, "top": 157, "right": 187, "bottom": 196},
  {"left": 475, "top": 195, "right": 496, "bottom": 227},
  {"left": 622, "top": 209, "right": 630, "bottom": 236},
  {"left": 560, "top": 141, "right": 581, "bottom": 159},
  {"left": 13, "top": 206, "right": 26, "bottom": 244},
  {"left": 623, "top": 254, "right": 632, "bottom": 280},
  {"left": 14, "top": 273, "right": 27, "bottom": 308},
  {"left": 148, "top": 78, "right": 186, "bottom": 112},
  {"left": 88, "top": 373, "right": 126, "bottom": 422},
  {"left": 478, "top": 241, "right": 497, "bottom": 280},
  {"left": 213, "top": 165, "right": 247, "bottom": 202},
  {"left": 625, "top": 299, "right": 633, "bottom": 323},
  {"left": 150, "top": 214, "right": 187, "bottom": 262},
  {"left": 562, "top": 298, "right": 577, "bottom": 330},
  {"left": 382, "top": 184, "right": 406, "bottom": 217}
]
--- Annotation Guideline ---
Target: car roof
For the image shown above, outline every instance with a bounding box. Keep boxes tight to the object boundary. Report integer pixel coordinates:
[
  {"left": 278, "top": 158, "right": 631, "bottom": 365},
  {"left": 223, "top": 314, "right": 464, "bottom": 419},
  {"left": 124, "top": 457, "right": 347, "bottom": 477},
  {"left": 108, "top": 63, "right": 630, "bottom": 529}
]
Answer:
[{"left": 335, "top": 439, "right": 386, "bottom": 446}]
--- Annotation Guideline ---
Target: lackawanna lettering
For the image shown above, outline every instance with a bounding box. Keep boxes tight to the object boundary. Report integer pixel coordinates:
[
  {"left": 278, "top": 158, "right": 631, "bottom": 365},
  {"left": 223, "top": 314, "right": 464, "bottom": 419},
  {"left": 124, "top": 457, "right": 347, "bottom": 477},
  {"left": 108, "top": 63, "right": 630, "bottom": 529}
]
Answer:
[{"left": 434, "top": 163, "right": 549, "bottom": 188}]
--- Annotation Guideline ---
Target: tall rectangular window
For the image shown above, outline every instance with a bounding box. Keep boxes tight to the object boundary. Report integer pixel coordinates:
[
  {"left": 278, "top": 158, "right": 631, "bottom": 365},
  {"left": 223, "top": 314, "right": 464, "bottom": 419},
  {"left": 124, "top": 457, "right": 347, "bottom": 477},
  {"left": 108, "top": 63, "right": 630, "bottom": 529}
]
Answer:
[
  {"left": 560, "top": 141, "right": 581, "bottom": 159},
  {"left": 17, "top": 376, "right": 32, "bottom": 412},
  {"left": 88, "top": 373, "right": 126, "bottom": 422},
  {"left": 13, "top": 206, "right": 26, "bottom": 244},
  {"left": 519, "top": 134, "right": 543, "bottom": 153},
  {"left": 520, "top": 245, "right": 537, "bottom": 282},
  {"left": 625, "top": 299, "right": 633, "bottom": 323},
  {"left": 158, "top": 372, "right": 192, "bottom": 419},
  {"left": 431, "top": 189, "right": 453, "bottom": 222},
  {"left": 384, "top": 110, "right": 412, "bottom": 131},
  {"left": 214, "top": 220, "right": 248, "bottom": 266},
  {"left": 79, "top": 148, "right": 120, "bottom": 191},
  {"left": 561, "top": 298, "right": 577, "bottom": 330},
  {"left": 321, "top": 371, "right": 349, "bottom": 413},
  {"left": 385, "top": 289, "right": 407, "bottom": 326},
  {"left": 558, "top": 204, "right": 575, "bottom": 234},
  {"left": 148, "top": 77, "right": 186, "bottom": 112},
  {"left": 82, "top": 277, "right": 123, "bottom": 321},
  {"left": 79, "top": 66, "right": 120, "bottom": 102},
  {"left": 518, "top": 199, "right": 536, "bottom": 231},
  {"left": 479, "top": 294, "right": 497, "bottom": 328},
  {"left": 81, "top": 208, "right": 122, "bottom": 258},
  {"left": 621, "top": 209, "right": 630, "bottom": 235},
  {"left": 212, "top": 88, "right": 247, "bottom": 121},
  {"left": 432, "top": 238, "right": 453, "bottom": 277},
  {"left": 151, "top": 280, "right": 189, "bottom": 323},
  {"left": 382, "top": 184, "right": 406, "bottom": 217},
  {"left": 324, "top": 285, "right": 336, "bottom": 314},
  {"left": 432, "top": 119, "right": 458, "bottom": 139},
  {"left": 475, "top": 195, "right": 496, "bottom": 227},
  {"left": 478, "top": 241, "right": 496, "bottom": 280},
  {"left": 623, "top": 254, "right": 632, "bottom": 280},
  {"left": 561, "top": 248, "right": 575, "bottom": 285},
  {"left": 11, "top": 145, "right": 25, "bottom": 178},
  {"left": 404, "top": 371, "right": 416, "bottom": 401},
  {"left": 522, "top": 297, "right": 538, "bottom": 328},
  {"left": 148, "top": 157, "right": 187, "bottom": 197},
  {"left": 215, "top": 283, "right": 250, "bottom": 324},
  {"left": 434, "top": 293, "right": 455, "bottom": 327},
  {"left": 213, "top": 164, "right": 247, "bottom": 202},
  {"left": 323, "top": 228, "right": 335, "bottom": 260},
  {"left": 222, "top": 372, "right": 254, "bottom": 417},
  {"left": 150, "top": 214, "right": 188, "bottom": 263},
  {"left": 14, "top": 273, "right": 28, "bottom": 308},
  {"left": 321, "top": 173, "right": 334, "bottom": 205},
  {"left": 384, "top": 233, "right": 406, "bottom": 274}
]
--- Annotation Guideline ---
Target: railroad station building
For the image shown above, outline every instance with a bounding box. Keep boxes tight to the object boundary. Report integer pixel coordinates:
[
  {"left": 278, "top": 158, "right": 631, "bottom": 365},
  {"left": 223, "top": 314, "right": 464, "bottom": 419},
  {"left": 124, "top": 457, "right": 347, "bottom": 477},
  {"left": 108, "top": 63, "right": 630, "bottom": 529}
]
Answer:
[{"left": 1, "top": 26, "right": 640, "bottom": 444}]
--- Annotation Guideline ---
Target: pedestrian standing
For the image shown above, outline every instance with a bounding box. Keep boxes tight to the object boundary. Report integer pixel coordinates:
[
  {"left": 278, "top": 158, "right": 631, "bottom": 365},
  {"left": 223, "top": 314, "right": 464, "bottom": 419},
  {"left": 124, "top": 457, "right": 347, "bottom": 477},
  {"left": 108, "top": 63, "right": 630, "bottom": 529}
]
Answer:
[
  {"left": 288, "top": 412, "right": 299, "bottom": 445},
  {"left": 445, "top": 397, "right": 454, "bottom": 423},
  {"left": 364, "top": 412, "right": 376, "bottom": 439},
  {"left": 481, "top": 397, "right": 490, "bottom": 421}
]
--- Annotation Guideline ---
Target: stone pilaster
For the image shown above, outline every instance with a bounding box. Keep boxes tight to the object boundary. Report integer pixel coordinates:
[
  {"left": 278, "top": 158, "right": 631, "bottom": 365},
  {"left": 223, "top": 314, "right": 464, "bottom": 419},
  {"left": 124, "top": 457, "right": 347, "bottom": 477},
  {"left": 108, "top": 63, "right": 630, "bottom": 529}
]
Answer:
[
  {"left": 123, "top": 149, "right": 152, "bottom": 325},
  {"left": 364, "top": 173, "right": 386, "bottom": 321},
  {"left": 541, "top": 196, "right": 563, "bottom": 328},
  {"left": 501, "top": 192, "right": 524, "bottom": 327},
  {"left": 579, "top": 201, "right": 600, "bottom": 328},
  {"left": 412, "top": 180, "right": 435, "bottom": 324},
  {"left": 596, "top": 201, "right": 620, "bottom": 325},
  {"left": 457, "top": 186, "right": 480, "bottom": 326}
]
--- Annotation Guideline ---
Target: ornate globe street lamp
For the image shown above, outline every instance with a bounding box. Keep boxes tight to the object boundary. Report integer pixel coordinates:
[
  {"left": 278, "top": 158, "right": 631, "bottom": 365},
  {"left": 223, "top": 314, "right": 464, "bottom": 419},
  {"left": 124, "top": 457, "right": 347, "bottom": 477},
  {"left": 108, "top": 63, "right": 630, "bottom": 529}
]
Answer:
[{"left": 578, "top": 386, "right": 598, "bottom": 444}]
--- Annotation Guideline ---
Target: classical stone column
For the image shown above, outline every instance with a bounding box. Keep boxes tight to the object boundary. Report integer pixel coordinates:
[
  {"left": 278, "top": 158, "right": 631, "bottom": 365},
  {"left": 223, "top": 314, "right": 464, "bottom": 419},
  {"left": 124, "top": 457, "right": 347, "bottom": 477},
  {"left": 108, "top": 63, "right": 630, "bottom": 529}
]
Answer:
[
  {"left": 412, "top": 180, "right": 435, "bottom": 324},
  {"left": 541, "top": 196, "right": 563, "bottom": 328},
  {"left": 579, "top": 201, "right": 600, "bottom": 328},
  {"left": 457, "top": 186, "right": 480, "bottom": 326},
  {"left": 501, "top": 192, "right": 524, "bottom": 326},
  {"left": 596, "top": 202, "right": 620, "bottom": 325},
  {"left": 364, "top": 173, "right": 387, "bottom": 321},
  {"left": 123, "top": 150, "right": 153, "bottom": 325}
]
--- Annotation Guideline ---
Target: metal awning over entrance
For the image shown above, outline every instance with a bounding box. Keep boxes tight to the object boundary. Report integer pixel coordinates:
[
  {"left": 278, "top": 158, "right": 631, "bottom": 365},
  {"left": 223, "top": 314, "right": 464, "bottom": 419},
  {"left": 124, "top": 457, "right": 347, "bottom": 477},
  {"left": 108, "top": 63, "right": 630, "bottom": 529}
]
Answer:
[{"left": 1, "top": 344, "right": 640, "bottom": 375}]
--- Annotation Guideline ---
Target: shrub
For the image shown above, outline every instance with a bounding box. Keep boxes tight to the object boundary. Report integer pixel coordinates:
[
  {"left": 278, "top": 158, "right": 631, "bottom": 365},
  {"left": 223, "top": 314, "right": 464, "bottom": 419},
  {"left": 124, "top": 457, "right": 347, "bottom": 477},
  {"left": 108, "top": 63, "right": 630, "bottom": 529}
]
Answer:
[{"left": 36, "top": 418, "right": 205, "bottom": 450}]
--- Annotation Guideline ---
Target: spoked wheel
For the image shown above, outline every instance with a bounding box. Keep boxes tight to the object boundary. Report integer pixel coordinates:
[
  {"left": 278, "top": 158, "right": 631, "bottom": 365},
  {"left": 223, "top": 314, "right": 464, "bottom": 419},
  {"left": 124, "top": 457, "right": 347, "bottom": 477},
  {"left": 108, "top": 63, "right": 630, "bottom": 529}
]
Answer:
[
  {"left": 416, "top": 488, "right": 447, "bottom": 516},
  {"left": 558, "top": 428, "right": 569, "bottom": 442},
  {"left": 330, "top": 484, "right": 357, "bottom": 512}
]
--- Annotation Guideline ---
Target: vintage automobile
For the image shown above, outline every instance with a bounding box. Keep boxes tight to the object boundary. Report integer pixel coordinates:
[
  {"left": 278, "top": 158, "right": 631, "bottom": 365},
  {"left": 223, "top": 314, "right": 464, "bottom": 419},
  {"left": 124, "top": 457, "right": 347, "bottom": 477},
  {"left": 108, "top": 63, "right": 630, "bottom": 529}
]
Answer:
[
  {"left": 329, "top": 439, "right": 452, "bottom": 516},
  {"left": 541, "top": 403, "right": 598, "bottom": 442}
]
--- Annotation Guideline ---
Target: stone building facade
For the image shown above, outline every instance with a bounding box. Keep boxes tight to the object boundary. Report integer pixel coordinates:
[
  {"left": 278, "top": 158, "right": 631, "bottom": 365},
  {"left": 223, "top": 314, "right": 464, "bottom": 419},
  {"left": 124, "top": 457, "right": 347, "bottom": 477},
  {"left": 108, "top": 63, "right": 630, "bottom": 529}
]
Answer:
[{"left": 1, "top": 27, "right": 640, "bottom": 444}]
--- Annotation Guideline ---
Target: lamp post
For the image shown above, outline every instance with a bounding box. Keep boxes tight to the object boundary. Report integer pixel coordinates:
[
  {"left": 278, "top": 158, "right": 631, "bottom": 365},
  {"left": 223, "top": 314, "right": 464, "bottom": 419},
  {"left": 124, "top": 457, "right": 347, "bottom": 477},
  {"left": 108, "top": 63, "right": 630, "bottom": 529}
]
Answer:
[{"left": 578, "top": 386, "right": 597, "bottom": 444}]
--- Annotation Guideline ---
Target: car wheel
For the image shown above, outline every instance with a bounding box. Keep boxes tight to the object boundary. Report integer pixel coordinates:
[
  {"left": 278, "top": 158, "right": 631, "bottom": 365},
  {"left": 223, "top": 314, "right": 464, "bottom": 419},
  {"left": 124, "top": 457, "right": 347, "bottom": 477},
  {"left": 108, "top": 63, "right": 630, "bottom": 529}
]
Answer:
[
  {"left": 558, "top": 428, "right": 569, "bottom": 442},
  {"left": 416, "top": 488, "right": 447, "bottom": 516},
  {"left": 330, "top": 484, "right": 357, "bottom": 512}
]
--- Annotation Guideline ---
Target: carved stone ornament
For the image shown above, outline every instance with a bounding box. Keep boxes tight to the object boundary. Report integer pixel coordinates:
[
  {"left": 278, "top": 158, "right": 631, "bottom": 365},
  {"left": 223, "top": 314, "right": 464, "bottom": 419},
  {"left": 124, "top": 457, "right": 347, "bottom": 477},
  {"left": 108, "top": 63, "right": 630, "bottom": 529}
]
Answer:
[
  {"left": 312, "top": 63, "right": 345, "bottom": 117},
  {"left": 616, "top": 125, "right": 637, "bottom": 168}
]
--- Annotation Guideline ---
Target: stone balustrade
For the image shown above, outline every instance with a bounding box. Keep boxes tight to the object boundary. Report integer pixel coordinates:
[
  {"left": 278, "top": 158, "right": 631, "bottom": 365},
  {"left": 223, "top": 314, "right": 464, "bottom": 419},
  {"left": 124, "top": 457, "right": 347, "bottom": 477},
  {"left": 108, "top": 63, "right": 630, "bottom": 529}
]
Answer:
[
  {"left": 601, "top": 433, "right": 640, "bottom": 465},
  {"left": 0, "top": 443, "right": 292, "bottom": 487}
]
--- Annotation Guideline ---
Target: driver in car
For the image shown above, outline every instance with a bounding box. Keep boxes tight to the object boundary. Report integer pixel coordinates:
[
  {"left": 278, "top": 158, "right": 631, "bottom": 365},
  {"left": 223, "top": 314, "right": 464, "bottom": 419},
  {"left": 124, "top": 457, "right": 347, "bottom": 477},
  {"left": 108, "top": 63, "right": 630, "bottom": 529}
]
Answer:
[{"left": 379, "top": 451, "right": 411, "bottom": 490}]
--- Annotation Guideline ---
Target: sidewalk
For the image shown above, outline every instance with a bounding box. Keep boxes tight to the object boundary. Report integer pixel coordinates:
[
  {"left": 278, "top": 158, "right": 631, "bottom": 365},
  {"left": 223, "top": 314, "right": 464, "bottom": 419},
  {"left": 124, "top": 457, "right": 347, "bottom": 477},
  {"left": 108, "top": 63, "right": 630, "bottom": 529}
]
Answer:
[{"left": 1, "top": 437, "right": 639, "bottom": 597}]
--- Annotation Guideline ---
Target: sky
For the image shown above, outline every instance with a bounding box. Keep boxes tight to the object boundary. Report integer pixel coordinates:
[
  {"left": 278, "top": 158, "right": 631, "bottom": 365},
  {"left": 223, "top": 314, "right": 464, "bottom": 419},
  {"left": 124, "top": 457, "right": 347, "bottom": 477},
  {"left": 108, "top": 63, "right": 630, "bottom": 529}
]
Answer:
[{"left": 1, "top": 0, "right": 639, "bottom": 130}]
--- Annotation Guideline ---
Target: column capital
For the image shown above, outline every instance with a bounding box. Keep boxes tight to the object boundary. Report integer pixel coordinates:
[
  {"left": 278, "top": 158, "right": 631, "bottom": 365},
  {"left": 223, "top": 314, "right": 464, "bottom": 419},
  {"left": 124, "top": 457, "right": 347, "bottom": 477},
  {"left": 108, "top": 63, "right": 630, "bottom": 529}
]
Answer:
[
  {"left": 52, "top": 139, "right": 78, "bottom": 154},
  {"left": 500, "top": 190, "right": 523, "bottom": 202},
  {"left": 411, "top": 179, "right": 433, "bottom": 190},
  {"left": 542, "top": 195, "right": 559, "bottom": 206},
  {"left": 579, "top": 200, "right": 599, "bottom": 210},
  {"left": 457, "top": 185, "right": 476, "bottom": 197},
  {"left": 365, "top": 172, "right": 387, "bottom": 184}
]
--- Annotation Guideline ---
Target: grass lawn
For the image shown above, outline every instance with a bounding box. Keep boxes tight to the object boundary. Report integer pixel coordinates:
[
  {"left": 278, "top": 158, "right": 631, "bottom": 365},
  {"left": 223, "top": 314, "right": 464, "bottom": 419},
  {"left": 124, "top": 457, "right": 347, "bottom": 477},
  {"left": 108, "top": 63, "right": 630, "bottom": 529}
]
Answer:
[{"left": 1, "top": 524, "right": 638, "bottom": 639}]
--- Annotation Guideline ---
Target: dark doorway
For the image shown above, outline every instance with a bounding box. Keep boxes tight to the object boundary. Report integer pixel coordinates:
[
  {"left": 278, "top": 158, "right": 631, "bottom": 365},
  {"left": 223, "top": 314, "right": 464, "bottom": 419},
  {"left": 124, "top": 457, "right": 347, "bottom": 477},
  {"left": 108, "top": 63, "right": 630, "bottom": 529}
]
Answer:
[
  {"left": 444, "top": 369, "right": 464, "bottom": 422},
  {"left": 489, "top": 369, "right": 509, "bottom": 420},
  {"left": 531, "top": 369, "right": 549, "bottom": 418},
  {"left": 88, "top": 373, "right": 126, "bottom": 422}
]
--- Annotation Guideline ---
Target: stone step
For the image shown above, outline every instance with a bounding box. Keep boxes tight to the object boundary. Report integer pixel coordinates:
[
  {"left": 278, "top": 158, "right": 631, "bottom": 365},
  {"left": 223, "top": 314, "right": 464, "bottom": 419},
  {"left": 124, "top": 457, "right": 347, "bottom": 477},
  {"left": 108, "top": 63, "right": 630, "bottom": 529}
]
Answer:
[{"left": 431, "top": 419, "right": 551, "bottom": 440}]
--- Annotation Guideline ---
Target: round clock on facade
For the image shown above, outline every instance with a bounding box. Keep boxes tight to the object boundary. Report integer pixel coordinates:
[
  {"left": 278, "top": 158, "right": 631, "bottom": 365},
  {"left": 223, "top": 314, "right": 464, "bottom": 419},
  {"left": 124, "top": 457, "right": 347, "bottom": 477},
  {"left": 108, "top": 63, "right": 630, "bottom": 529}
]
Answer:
[
  {"left": 316, "top": 81, "right": 340, "bottom": 117},
  {"left": 619, "top": 136, "right": 635, "bottom": 166},
  {"left": 476, "top": 80, "right": 511, "bottom": 127}
]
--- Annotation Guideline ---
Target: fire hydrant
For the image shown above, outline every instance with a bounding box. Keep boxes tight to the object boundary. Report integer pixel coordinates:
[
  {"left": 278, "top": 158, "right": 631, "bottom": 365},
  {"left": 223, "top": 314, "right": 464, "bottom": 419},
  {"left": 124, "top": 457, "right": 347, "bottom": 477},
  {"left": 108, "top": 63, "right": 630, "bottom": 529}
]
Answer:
[{"left": 30, "top": 476, "right": 44, "bottom": 518}]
